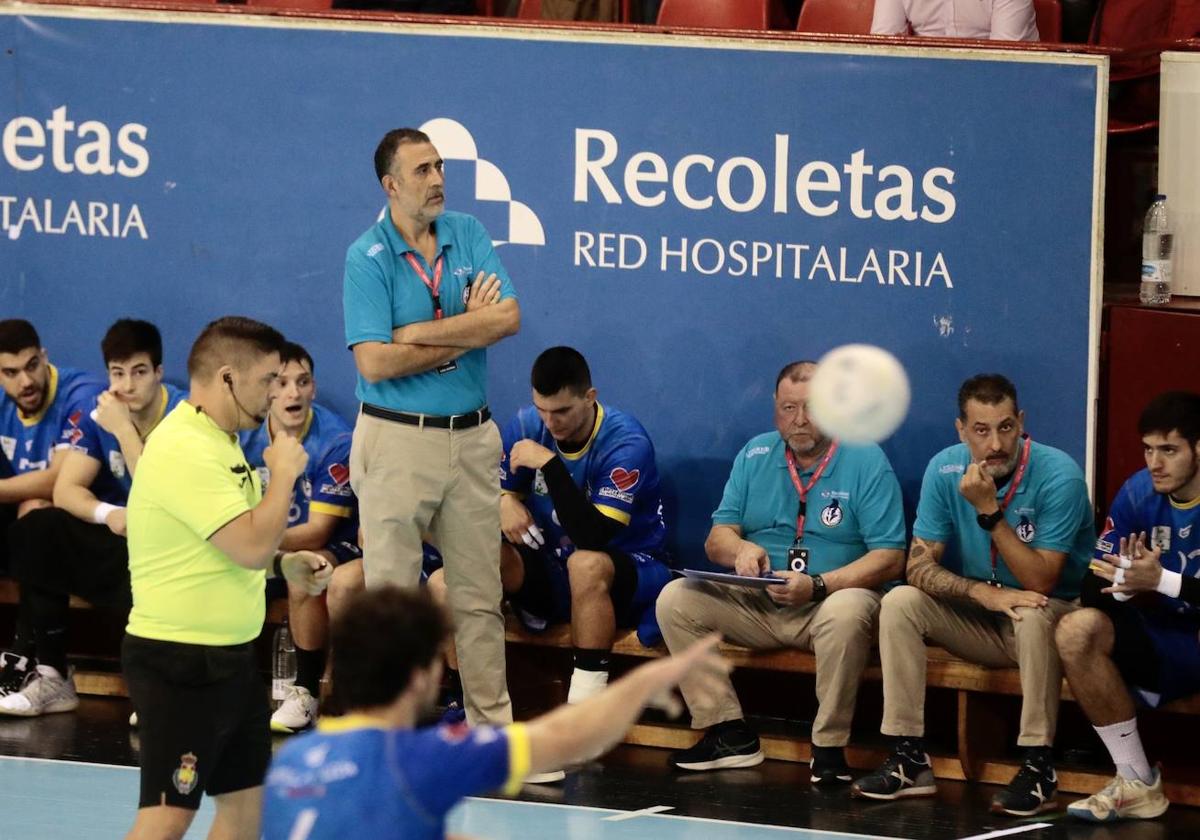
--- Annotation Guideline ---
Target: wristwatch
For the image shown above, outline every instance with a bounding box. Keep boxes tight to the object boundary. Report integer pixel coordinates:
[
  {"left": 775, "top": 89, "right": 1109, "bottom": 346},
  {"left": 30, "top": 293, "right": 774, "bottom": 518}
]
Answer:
[
  {"left": 811, "top": 574, "right": 828, "bottom": 602},
  {"left": 976, "top": 508, "right": 1005, "bottom": 532}
]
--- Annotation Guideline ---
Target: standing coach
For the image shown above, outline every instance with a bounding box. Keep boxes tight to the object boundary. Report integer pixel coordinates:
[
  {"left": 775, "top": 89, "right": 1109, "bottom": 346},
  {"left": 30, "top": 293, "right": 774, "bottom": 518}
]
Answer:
[{"left": 344, "top": 127, "right": 520, "bottom": 728}]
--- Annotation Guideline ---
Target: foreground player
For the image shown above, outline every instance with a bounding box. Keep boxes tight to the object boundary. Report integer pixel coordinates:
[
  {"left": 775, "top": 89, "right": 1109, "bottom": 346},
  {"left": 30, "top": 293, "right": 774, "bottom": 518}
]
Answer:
[
  {"left": 240, "top": 342, "right": 360, "bottom": 733},
  {"left": 122, "top": 317, "right": 331, "bottom": 840},
  {"left": 1056, "top": 391, "right": 1200, "bottom": 822},
  {"left": 1, "top": 319, "right": 183, "bottom": 716},
  {"left": 262, "top": 586, "right": 729, "bottom": 840}
]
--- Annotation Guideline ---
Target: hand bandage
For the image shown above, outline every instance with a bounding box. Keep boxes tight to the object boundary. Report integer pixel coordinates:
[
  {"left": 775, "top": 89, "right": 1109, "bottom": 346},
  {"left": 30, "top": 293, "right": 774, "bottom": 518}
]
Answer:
[
  {"left": 92, "top": 502, "right": 121, "bottom": 525},
  {"left": 1116, "top": 554, "right": 1133, "bottom": 570},
  {"left": 1114, "top": 567, "right": 1126, "bottom": 585},
  {"left": 521, "top": 525, "right": 545, "bottom": 549}
]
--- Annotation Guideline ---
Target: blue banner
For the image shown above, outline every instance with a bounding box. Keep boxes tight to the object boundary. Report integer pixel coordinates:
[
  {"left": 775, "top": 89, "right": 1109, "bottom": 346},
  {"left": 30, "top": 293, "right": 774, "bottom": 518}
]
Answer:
[{"left": 0, "top": 10, "right": 1104, "bottom": 560}]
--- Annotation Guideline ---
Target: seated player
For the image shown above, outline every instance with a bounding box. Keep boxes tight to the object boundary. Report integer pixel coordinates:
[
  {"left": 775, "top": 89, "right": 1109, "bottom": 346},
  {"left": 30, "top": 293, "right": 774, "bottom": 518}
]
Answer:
[
  {"left": 431, "top": 346, "right": 672, "bottom": 712},
  {"left": 239, "top": 342, "right": 361, "bottom": 733},
  {"left": 656, "top": 360, "right": 906, "bottom": 783},
  {"left": 261, "top": 585, "right": 729, "bottom": 840},
  {"left": 1056, "top": 391, "right": 1200, "bottom": 822},
  {"left": 0, "top": 319, "right": 106, "bottom": 695},
  {"left": 0, "top": 319, "right": 184, "bottom": 716}
]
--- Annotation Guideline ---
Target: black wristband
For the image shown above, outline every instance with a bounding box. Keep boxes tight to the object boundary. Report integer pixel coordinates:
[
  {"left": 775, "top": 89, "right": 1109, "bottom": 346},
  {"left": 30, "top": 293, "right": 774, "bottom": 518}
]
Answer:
[
  {"left": 272, "top": 552, "right": 284, "bottom": 580},
  {"left": 811, "top": 574, "right": 829, "bottom": 602}
]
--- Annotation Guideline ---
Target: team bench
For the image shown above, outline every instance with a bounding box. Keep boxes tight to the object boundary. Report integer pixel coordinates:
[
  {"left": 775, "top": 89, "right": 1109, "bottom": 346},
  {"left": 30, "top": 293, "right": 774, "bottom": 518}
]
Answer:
[{"left": 4, "top": 578, "right": 1199, "bottom": 805}]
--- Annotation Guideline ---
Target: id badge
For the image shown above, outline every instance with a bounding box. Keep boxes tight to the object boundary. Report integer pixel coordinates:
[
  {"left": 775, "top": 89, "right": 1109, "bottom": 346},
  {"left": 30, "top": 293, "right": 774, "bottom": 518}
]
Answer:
[
  {"left": 435, "top": 360, "right": 458, "bottom": 375},
  {"left": 787, "top": 546, "right": 810, "bottom": 574}
]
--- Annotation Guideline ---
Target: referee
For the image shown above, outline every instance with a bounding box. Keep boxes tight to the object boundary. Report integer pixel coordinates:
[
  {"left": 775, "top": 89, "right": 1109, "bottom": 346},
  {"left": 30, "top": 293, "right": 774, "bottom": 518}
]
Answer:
[{"left": 122, "top": 317, "right": 332, "bottom": 840}]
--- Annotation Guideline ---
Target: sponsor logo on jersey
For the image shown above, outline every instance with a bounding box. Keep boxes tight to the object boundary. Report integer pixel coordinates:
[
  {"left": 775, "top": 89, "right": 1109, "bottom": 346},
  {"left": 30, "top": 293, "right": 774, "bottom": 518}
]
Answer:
[
  {"left": 1017, "top": 516, "right": 1036, "bottom": 543},
  {"left": 304, "top": 743, "right": 331, "bottom": 768},
  {"left": 1152, "top": 526, "right": 1172, "bottom": 551},
  {"left": 438, "top": 721, "right": 471, "bottom": 744},
  {"left": 533, "top": 469, "right": 548, "bottom": 496},
  {"left": 0, "top": 436, "right": 14, "bottom": 462},
  {"left": 366, "top": 243, "right": 384, "bottom": 258},
  {"left": 941, "top": 463, "right": 965, "bottom": 474},
  {"left": 1182, "top": 524, "right": 1194, "bottom": 540},
  {"left": 746, "top": 445, "right": 771, "bottom": 459},
  {"left": 598, "top": 486, "right": 634, "bottom": 504},
  {"left": 109, "top": 450, "right": 127, "bottom": 479},
  {"left": 609, "top": 467, "right": 640, "bottom": 492},
  {"left": 821, "top": 499, "right": 843, "bottom": 527},
  {"left": 318, "top": 484, "right": 354, "bottom": 499},
  {"left": 327, "top": 462, "right": 350, "bottom": 486}
]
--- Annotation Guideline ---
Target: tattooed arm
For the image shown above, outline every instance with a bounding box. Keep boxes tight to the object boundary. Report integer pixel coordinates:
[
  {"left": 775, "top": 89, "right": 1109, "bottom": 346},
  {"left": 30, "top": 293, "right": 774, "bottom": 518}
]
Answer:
[{"left": 904, "top": 537, "right": 979, "bottom": 603}]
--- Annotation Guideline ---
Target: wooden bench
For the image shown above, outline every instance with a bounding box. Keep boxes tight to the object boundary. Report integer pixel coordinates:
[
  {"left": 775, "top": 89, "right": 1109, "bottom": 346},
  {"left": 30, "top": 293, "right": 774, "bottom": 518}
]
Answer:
[{"left": 503, "top": 617, "right": 1200, "bottom": 805}]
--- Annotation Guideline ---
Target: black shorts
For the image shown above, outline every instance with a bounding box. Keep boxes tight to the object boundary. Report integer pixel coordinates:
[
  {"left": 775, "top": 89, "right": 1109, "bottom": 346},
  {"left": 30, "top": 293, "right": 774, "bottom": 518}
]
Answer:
[
  {"left": 10, "top": 507, "right": 130, "bottom": 612},
  {"left": 122, "top": 634, "right": 270, "bottom": 809}
]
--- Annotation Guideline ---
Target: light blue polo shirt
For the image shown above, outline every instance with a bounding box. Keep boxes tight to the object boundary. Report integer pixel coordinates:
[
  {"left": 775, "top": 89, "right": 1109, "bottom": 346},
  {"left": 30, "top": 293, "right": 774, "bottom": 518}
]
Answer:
[
  {"left": 912, "top": 440, "right": 1093, "bottom": 599},
  {"left": 343, "top": 210, "right": 517, "bottom": 415},
  {"left": 712, "top": 432, "right": 906, "bottom": 575}
]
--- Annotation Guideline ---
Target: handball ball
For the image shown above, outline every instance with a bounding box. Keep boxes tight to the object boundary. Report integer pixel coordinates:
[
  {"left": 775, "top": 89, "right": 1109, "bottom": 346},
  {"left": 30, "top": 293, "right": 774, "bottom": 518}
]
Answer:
[{"left": 808, "top": 344, "right": 910, "bottom": 444}]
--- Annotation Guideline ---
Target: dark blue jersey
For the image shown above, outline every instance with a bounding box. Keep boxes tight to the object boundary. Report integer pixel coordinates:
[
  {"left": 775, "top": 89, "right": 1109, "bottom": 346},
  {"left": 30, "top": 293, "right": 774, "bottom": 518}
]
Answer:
[
  {"left": 240, "top": 403, "right": 358, "bottom": 545},
  {"left": 1098, "top": 468, "right": 1200, "bottom": 616},
  {"left": 0, "top": 365, "right": 106, "bottom": 479},
  {"left": 500, "top": 403, "right": 667, "bottom": 559},
  {"left": 59, "top": 384, "right": 186, "bottom": 505},
  {"left": 262, "top": 717, "right": 528, "bottom": 840}
]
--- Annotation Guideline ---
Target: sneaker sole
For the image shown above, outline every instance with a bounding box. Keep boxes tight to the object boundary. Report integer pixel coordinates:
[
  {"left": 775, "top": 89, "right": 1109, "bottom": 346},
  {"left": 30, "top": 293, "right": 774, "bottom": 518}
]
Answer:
[
  {"left": 991, "top": 799, "right": 1059, "bottom": 817},
  {"left": 851, "top": 783, "right": 937, "bottom": 801},
  {"left": 0, "top": 697, "right": 79, "bottom": 717},
  {"left": 673, "top": 751, "right": 765, "bottom": 772},
  {"left": 811, "top": 772, "right": 853, "bottom": 786},
  {"left": 1067, "top": 800, "right": 1169, "bottom": 823},
  {"left": 525, "top": 770, "right": 567, "bottom": 784},
  {"left": 270, "top": 719, "right": 312, "bottom": 734}
]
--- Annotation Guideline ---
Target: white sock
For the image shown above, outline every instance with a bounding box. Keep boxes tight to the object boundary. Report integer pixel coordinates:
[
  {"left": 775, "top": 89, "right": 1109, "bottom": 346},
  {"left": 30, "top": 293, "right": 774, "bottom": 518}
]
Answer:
[
  {"left": 1095, "top": 718, "right": 1154, "bottom": 784},
  {"left": 567, "top": 668, "right": 608, "bottom": 704}
]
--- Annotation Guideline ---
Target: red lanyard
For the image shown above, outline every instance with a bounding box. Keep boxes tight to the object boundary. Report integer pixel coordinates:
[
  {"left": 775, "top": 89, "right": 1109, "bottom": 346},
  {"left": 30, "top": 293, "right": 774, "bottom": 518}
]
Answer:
[
  {"left": 784, "top": 441, "right": 839, "bottom": 543},
  {"left": 404, "top": 252, "right": 445, "bottom": 320},
  {"left": 988, "top": 435, "right": 1033, "bottom": 583}
]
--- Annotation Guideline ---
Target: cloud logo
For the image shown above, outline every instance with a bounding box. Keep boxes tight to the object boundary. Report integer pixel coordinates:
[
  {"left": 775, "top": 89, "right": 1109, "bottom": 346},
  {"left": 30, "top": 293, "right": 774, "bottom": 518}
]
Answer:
[{"left": 377, "top": 118, "right": 545, "bottom": 248}]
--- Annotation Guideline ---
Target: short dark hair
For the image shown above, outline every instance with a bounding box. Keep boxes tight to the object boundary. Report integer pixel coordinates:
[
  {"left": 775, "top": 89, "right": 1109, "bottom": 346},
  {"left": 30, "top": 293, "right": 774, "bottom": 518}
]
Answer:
[
  {"left": 774, "top": 360, "right": 817, "bottom": 392},
  {"left": 330, "top": 586, "right": 450, "bottom": 711},
  {"left": 531, "top": 346, "right": 592, "bottom": 397},
  {"left": 0, "top": 320, "right": 40, "bottom": 356},
  {"left": 186, "top": 316, "right": 285, "bottom": 381},
  {"left": 1138, "top": 391, "right": 1200, "bottom": 448},
  {"left": 374, "top": 128, "right": 433, "bottom": 182},
  {"left": 101, "top": 319, "right": 163, "bottom": 368},
  {"left": 280, "top": 341, "right": 314, "bottom": 377},
  {"left": 958, "top": 373, "right": 1019, "bottom": 420}
]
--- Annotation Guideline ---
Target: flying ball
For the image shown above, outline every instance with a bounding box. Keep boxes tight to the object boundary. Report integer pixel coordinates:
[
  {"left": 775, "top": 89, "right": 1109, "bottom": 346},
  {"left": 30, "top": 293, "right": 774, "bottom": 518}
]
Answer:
[{"left": 807, "top": 344, "right": 910, "bottom": 444}]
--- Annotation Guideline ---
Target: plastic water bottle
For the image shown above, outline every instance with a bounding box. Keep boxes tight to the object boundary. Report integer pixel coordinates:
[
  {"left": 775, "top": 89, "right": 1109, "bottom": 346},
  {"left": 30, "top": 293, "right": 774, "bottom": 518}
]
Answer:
[
  {"left": 272, "top": 618, "right": 296, "bottom": 708},
  {"left": 1140, "top": 194, "right": 1174, "bottom": 306}
]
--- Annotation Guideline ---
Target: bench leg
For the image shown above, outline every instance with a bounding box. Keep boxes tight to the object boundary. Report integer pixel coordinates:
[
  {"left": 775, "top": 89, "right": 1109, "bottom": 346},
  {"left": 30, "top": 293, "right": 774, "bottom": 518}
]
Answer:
[{"left": 958, "top": 690, "right": 1009, "bottom": 781}]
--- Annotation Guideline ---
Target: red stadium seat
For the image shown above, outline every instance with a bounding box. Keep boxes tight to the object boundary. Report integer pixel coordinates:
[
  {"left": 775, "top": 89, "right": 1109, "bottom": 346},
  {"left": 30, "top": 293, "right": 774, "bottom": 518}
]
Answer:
[
  {"left": 244, "top": 0, "right": 332, "bottom": 9},
  {"left": 795, "top": 0, "right": 874, "bottom": 34},
  {"left": 516, "top": 0, "right": 631, "bottom": 20},
  {"left": 1033, "top": 0, "right": 1062, "bottom": 40},
  {"left": 656, "top": 0, "right": 789, "bottom": 30}
]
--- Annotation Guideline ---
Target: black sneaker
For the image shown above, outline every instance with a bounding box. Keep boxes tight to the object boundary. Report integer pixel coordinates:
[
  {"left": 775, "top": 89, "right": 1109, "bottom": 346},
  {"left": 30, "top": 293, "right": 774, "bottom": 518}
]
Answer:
[
  {"left": 669, "top": 721, "right": 764, "bottom": 771},
  {"left": 851, "top": 742, "right": 936, "bottom": 800},
  {"left": 991, "top": 751, "right": 1058, "bottom": 816},
  {"left": 810, "top": 745, "right": 853, "bottom": 786},
  {"left": 0, "top": 653, "right": 33, "bottom": 698}
]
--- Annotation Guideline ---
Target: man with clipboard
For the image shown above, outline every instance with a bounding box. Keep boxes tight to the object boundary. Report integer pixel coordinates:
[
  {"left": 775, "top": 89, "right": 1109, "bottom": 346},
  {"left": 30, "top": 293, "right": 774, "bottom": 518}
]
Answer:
[
  {"left": 657, "top": 361, "right": 906, "bottom": 785},
  {"left": 853, "top": 374, "right": 1093, "bottom": 817}
]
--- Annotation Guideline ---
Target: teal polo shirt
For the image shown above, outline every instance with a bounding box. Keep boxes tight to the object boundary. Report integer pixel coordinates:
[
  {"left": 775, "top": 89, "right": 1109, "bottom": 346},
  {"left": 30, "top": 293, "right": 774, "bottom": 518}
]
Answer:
[
  {"left": 712, "top": 432, "right": 907, "bottom": 575},
  {"left": 343, "top": 210, "right": 517, "bottom": 415},
  {"left": 912, "top": 440, "right": 1093, "bottom": 599}
]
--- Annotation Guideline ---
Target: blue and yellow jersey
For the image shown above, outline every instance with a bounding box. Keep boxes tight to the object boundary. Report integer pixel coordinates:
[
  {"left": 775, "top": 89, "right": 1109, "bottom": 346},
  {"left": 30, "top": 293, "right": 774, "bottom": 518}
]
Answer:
[
  {"left": 0, "top": 365, "right": 106, "bottom": 478},
  {"left": 262, "top": 716, "right": 530, "bottom": 840},
  {"left": 59, "top": 383, "right": 185, "bottom": 505},
  {"left": 240, "top": 402, "right": 358, "bottom": 545},
  {"left": 500, "top": 403, "right": 667, "bottom": 558},
  {"left": 1099, "top": 468, "right": 1200, "bottom": 616}
]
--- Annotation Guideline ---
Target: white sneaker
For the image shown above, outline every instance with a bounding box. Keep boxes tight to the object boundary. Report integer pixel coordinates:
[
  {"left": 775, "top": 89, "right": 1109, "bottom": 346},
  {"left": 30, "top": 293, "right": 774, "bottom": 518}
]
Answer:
[
  {"left": 0, "top": 665, "right": 78, "bottom": 717},
  {"left": 271, "top": 685, "right": 319, "bottom": 733},
  {"left": 1067, "top": 769, "right": 1170, "bottom": 822},
  {"left": 525, "top": 770, "right": 566, "bottom": 784}
]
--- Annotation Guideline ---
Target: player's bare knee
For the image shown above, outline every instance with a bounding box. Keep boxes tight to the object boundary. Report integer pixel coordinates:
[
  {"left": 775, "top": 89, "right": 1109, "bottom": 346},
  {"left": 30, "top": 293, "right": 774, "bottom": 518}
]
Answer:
[
  {"left": 1055, "top": 608, "right": 1111, "bottom": 662},
  {"left": 567, "top": 550, "right": 614, "bottom": 595}
]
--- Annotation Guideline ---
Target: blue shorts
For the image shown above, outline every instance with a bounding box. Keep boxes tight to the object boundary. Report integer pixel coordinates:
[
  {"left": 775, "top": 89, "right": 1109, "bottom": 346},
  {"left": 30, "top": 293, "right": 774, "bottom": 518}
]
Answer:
[
  {"left": 327, "top": 539, "right": 364, "bottom": 567},
  {"left": 1114, "top": 603, "right": 1200, "bottom": 708},
  {"left": 510, "top": 545, "right": 672, "bottom": 647}
]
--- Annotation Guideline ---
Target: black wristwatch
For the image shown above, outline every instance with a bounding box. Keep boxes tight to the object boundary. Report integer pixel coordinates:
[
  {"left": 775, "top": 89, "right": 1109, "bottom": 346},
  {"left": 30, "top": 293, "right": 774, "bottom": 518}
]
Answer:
[
  {"left": 811, "top": 574, "right": 828, "bottom": 602},
  {"left": 976, "top": 508, "right": 1005, "bottom": 532}
]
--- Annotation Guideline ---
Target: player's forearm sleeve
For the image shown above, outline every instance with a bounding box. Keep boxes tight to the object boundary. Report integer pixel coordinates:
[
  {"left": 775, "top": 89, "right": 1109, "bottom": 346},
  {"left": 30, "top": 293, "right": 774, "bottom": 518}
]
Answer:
[{"left": 541, "top": 458, "right": 622, "bottom": 550}]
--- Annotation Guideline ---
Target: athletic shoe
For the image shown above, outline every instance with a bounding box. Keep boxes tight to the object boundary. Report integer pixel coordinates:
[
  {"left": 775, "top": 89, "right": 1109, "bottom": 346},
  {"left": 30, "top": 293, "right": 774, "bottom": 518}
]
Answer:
[
  {"left": 810, "top": 745, "right": 853, "bottom": 786},
  {"left": 0, "top": 665, "right": 78, "bottom": 716},
  {"left": 1067, "top": 769, "right": 1170, "bottom": 822},
  {"left": 524, "top": 770, "right": 567, "bottom": 784},
  {"left": 851, "top": 743, "right": 936, "bottom": 800},
  {"left": 270, "top": 685, "right": 319, "bottom": 733},
  {"left": 438, "top": 700, "right": 466, "bottom": 726},
  {"left": 669, "top": 721, "right": 764, "bottom": 771},
  {"left": 991, "top": 752, "right": 1059, "bottom": 816},
  {"left": 0, "top": 652, "right": 33, "bottom": 698}
]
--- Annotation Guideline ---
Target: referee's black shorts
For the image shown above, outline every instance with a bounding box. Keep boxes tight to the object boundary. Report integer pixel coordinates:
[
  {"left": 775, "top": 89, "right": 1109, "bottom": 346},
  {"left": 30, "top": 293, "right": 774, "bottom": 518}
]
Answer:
[
  {"left": 122, "top": 634, "right": 270, "bottom": 809},
  {"left": 9, "top": 507, "right": 130, "bottom": 611}
]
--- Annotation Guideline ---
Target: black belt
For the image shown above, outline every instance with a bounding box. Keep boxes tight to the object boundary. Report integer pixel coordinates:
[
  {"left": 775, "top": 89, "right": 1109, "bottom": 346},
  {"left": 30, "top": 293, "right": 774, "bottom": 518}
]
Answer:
[{"left": 362, "top": 403, "right": 491, "bottom": 430}]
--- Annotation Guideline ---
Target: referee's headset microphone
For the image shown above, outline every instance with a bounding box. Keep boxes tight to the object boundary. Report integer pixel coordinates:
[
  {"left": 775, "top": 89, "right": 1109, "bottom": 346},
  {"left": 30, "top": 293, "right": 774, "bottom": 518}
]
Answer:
[{"left": 224, "top": 372, "right": 266, "bottom": 426}]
